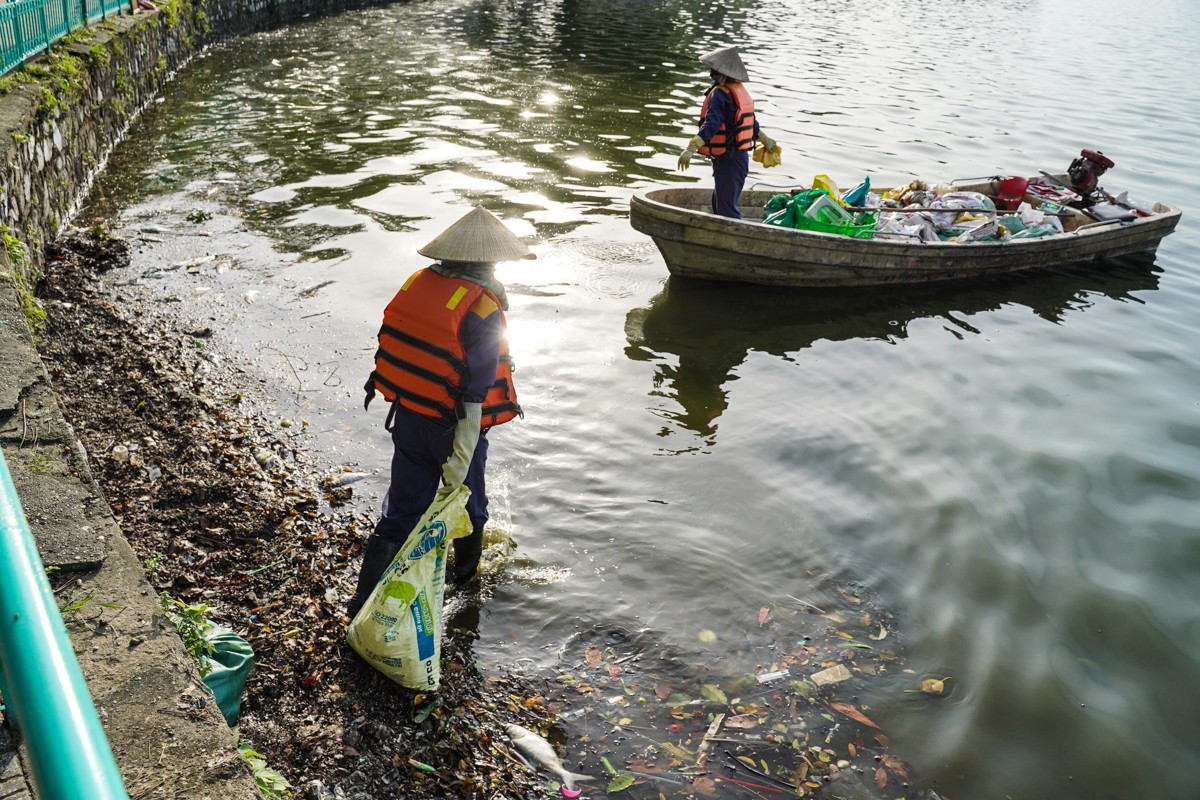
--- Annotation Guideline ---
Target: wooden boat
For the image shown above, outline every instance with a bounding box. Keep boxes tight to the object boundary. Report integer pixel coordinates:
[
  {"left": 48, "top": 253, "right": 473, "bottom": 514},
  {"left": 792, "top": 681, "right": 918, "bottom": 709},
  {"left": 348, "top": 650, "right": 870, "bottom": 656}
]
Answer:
[{"left": 629, "top": 177, "right": 1182, "bottom": 288}]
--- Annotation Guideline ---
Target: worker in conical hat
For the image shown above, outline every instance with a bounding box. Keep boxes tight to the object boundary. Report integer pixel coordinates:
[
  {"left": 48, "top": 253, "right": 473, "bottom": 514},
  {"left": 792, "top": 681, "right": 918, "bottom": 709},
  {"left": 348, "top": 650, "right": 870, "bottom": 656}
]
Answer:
[
  {"left": 677, "top": 45, "right": 782, "bottom": 219},
  {"left": 350, "top": 207, "right": 535, "bottom": 616}
]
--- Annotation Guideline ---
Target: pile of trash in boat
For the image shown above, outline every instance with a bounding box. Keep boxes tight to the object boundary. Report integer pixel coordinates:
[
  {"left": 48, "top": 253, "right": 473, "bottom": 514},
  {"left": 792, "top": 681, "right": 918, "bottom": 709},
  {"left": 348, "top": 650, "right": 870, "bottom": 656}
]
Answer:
[{"left": 762, "top": 153, "right": 1155, "bottom": 244}]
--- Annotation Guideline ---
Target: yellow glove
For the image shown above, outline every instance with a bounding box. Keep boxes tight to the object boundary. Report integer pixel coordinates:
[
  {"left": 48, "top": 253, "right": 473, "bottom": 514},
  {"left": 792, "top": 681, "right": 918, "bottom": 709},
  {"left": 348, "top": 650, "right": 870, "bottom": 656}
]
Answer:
[{"left": 677, "top": 135, "right": 705, "bottom": 171}]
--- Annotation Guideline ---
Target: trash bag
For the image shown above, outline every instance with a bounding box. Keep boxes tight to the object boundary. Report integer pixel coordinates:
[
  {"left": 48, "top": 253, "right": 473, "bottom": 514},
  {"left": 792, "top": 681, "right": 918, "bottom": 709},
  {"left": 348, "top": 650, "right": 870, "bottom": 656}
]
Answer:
[
  {"left": 763, "top": 193, "right": 797, "bottom": 227},
  {"left": 201, "top": 626, "right": 254, "bottom": 725},
  {"left": 842, "top": 178, "right": 871, "bottom": 207},
  {"left": 811, "top": 174, "right": 845, "bottom": 205},
  {"left": 763, "top": 190, "right": 836, "bottom": 229},
  {"left": 346, "top": 485, "right": 472, "bottom": 690}
]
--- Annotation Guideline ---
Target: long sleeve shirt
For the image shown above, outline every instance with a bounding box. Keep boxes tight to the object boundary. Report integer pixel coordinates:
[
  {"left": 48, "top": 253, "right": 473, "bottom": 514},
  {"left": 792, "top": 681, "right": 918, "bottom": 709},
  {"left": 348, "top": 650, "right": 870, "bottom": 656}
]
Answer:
[{"left": 459, "top": 298, "right": 503, "bottom": 405}]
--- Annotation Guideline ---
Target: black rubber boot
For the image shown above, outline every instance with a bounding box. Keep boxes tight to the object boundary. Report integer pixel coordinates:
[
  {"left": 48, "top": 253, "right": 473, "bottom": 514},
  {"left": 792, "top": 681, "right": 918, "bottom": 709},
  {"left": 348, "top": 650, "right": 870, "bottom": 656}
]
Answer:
[
  {"left": 347, "top": 535, "right": 403, "bottom": 619},
  {"left": 450, "top": 522, "right": 485, "bottom": 587}
]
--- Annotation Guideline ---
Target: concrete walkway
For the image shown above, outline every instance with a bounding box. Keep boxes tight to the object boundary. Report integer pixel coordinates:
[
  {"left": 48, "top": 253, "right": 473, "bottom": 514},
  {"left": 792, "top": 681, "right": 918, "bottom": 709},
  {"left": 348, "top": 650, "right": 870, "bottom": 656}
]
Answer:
[{"left": 1, "top": 277, "right": 259, "bottom": 796}]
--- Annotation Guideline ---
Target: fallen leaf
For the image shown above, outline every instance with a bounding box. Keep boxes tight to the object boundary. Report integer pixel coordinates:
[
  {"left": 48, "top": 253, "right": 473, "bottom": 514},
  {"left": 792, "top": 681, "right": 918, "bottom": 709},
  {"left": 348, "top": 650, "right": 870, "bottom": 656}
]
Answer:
[
  {"left": 697, "top": 629, "right": 717, "bottom": 643},
  {"left": 869, "top": 623, "right": 889, "bottom": 641},
  {"left": 660, "top": 741, "right": 694, "bottom": 761},
  {"left": 874, "top": 733, "right": 890, "bottom": 747},
  {"left": 829, "top": 702, "right": 881, "bottom": 730},
  {"left": 618, "top": 717, "right": 633, "bottom": 726},
  {"left": 875, "top": 766, "right": 887, "bottom": 788},
  {"left": 737, "top": 756, "right": 756, "bottom": 768},
  {"left": 664, "top": 692, "right": 693, "bottom": 706},
  {"left": 921, "top": 677, "right": 949, "bottom": 696},
  {"left": 700, "top": 684, "right": 728, "bottom": 704},
  {"left": 847, "top": 743, "right": 857, "bottom": 758},
  {"left": 837, "top": 587, "right": 862, "bottom": 604},
  {"left": 585, "top": 644, "right": 604, "bottom": 666},
  {"left": 724, "top": 714, "right": 760, "bottom": 730},
  {"left": 691, "top": 776, "right": 717, "bottom": 796},
  {"left": 758, "top": 606, "right": 770, "bottom": 627},
  {"left": 654, "top": 682, "right": 672, "bottom": 700},
  {"left": 880, "top": 754, "right": 910, "bottom": 778},
  {"left": 607, "top": 773, "right": 635, "bottom": 793}
]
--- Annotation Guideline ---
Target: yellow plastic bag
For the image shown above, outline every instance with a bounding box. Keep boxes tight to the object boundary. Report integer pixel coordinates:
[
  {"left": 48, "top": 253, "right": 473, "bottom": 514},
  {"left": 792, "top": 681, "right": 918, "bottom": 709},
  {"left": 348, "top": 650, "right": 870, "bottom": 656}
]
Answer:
[
  {"left": 811, "top": 174, "right": 845, "bottom": 205},
  {"left": 752, "top": 141, "right": 783, "bottom": 168},
  {"left": 346, "top": 486, "right": 472, "bottom": 690}
]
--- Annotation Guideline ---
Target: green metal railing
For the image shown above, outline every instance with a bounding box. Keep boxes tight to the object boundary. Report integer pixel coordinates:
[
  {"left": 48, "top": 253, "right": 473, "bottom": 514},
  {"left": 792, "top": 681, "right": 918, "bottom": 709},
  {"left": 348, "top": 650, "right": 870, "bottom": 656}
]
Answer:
[
  {"left": 0, "top": 448, "right": 129, "bottom": 800},
  {"left": 0, "top": 0, "right": 130, "bottom": 76}
]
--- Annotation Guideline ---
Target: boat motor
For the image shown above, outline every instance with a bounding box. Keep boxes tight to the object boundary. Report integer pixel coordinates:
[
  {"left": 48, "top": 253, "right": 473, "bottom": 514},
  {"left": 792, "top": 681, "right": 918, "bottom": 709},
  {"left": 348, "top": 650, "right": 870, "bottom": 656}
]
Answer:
[{"left": 1067, "top": 149, "right": 1115, "bottom": 203}]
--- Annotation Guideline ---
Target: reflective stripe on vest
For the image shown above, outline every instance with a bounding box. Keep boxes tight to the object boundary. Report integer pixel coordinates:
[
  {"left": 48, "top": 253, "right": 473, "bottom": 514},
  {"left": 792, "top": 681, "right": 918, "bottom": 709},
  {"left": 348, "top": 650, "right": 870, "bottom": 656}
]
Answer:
[
  {"left": 368, "top": 268, "right": 521, "bottom": 429},
  {"left": 697, "top": 81, "right": 756, "bottom": 158}
]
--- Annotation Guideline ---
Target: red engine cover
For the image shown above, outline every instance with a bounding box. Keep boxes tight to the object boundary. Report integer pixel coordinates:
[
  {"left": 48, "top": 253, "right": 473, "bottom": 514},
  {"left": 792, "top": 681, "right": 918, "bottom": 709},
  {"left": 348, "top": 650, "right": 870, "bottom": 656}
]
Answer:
[{"left": 1080, "top": 149, "right": 1115, "bottom": 169}]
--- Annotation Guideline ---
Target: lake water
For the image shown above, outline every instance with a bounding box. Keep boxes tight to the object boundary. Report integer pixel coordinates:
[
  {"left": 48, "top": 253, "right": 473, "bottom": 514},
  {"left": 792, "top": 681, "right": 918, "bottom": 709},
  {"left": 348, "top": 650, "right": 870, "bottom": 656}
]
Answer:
[{"left": 86, "top": 0, "right": 1200, "bottom": 796}]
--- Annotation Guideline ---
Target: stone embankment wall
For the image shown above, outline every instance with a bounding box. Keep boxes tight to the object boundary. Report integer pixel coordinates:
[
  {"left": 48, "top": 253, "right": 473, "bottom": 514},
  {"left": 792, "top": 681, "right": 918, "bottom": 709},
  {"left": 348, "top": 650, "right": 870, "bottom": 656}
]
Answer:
[{"left": 0, "top": 0, "right": 395, "bottom": 295}]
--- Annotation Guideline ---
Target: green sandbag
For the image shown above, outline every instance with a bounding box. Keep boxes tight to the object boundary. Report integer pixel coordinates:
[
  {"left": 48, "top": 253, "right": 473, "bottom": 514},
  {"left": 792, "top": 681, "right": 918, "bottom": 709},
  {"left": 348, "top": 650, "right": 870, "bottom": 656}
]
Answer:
[{"left": 201, "top": 626, "right": 254, "bottom": 725}]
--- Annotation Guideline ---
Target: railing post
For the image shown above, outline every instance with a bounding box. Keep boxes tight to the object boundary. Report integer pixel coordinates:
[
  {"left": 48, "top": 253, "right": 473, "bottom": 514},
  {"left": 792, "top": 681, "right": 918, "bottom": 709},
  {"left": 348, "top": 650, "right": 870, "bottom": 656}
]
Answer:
[
  {"left": 39, "top": 0, "right": 52, "bottom": 51},
  {"left": 0, "top": 449, "right": 131, "bottom": 800}
]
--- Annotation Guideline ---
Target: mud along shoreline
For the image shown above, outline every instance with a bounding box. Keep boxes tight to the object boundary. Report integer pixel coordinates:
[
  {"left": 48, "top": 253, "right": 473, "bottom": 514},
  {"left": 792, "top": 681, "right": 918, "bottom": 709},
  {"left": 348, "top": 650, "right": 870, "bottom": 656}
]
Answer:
[{"left": 35, "top": 229, "right": 559, "bottom": 799}]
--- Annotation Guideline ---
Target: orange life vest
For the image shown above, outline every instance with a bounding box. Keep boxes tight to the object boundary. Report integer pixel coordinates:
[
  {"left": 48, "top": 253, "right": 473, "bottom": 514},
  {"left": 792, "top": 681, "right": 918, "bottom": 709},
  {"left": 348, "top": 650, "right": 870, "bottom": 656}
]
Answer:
[
  {"left": 697, "top": 81, "right": 756, "bottom": 157},
  {"left": 364, "top": 268, "right": 521, "bottom": 430}
]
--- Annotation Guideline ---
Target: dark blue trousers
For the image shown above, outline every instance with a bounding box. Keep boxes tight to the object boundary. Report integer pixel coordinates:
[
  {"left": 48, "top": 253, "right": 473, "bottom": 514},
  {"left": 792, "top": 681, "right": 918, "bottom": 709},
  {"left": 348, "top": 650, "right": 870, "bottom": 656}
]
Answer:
[
  {"left": 710, "top": 150, "right": 750, "bottom": 219},
  {"left": 375, "top": 405, "right": 489, "bottom": 543}
]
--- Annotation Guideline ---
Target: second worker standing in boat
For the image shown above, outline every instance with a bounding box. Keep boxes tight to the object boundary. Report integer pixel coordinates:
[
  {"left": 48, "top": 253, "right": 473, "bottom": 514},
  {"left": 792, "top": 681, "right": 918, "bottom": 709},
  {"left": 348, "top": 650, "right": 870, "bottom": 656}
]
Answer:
[
  {"left": 349, "top": 207, "right": 533, "bottom": 619},
  {"left": 677, "top": 45, "right": 782, "bottom": 219}
]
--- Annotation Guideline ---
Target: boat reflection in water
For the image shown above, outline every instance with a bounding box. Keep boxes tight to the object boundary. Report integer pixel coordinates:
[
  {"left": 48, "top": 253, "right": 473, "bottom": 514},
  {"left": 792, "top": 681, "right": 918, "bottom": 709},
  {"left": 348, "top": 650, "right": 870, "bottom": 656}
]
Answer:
[{"left": 624, "top": 255, "right": 1161, "bottom": 449}]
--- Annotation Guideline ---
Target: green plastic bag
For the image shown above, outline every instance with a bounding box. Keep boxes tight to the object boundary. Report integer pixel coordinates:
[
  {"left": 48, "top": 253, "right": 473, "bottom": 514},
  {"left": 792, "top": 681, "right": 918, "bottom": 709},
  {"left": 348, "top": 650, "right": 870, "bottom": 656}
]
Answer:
[
  {"left": 201, "top": 626, "right": 254, "bottom": 725},
  {"left": 762, "top": 189, "right": 831, "bottom": 229},
  {"left": 762, "top": 193, "right": 795, "bottom": 227}
]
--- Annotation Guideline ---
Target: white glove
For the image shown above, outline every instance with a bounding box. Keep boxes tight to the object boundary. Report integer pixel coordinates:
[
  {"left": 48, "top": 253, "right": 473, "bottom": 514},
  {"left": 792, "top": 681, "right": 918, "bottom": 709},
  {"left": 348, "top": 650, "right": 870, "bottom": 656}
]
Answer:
[
  {"left": 677, "top": 135, "right": 704, "bottom": 171},
  {"left": 440, "top": 402, "right": 482, "bottom": 491}
]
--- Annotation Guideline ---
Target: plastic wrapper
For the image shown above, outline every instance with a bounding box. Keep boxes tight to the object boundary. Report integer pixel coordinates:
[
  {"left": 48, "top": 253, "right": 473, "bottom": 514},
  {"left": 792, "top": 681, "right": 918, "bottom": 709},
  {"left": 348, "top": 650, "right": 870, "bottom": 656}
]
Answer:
[
  {"left": 930, "top": 191, "right": 995, "bottom": 230},
  {"left": 201, "top": 626, "right": 254, "bottom": 725}
]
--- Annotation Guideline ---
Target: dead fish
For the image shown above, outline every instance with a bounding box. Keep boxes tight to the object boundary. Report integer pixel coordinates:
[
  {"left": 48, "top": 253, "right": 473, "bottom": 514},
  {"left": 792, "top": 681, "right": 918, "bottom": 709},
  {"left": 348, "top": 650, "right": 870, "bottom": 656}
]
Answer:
[
  {"left": 505, "top": 723, "right": 595, "bottom": 794},
  {"left": 325, "top": 471, "right": 370, "bottom": 487}
]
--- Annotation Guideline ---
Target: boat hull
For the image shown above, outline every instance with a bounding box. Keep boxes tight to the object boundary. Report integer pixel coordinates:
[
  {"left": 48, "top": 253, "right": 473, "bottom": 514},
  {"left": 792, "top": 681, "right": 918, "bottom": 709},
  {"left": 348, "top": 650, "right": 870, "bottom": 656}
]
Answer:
[{"left": 630, "top": 188, "right": 1181, "bottom": 288}]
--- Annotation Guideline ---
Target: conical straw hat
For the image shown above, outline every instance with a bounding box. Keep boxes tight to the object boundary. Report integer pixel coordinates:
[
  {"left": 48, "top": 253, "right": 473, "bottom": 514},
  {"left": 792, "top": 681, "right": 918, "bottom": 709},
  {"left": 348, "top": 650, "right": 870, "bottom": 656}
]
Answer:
[
  {"left": 417, "top": 206, "right": 536, "bottom": 262},
  {"left": 699, "top": 46, "right": 749, "bottom": 82}
]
